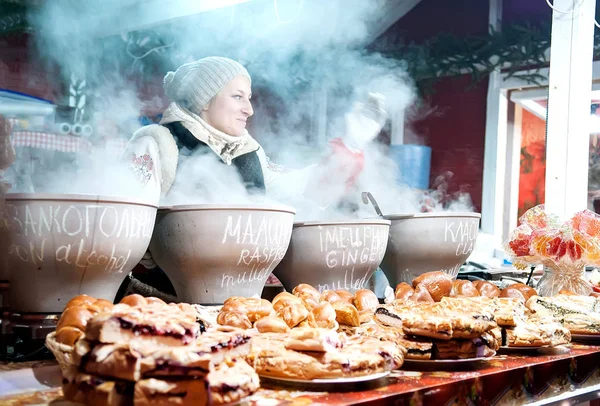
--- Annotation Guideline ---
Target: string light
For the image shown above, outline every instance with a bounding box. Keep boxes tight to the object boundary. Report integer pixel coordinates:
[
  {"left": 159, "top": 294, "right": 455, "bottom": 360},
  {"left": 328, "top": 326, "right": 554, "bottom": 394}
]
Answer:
[
  {"left": 273, "top": 0, "right": 304, "bottom": 24},
  {"left": 544, "top": 0, "right": 600, "bottom": 29}
]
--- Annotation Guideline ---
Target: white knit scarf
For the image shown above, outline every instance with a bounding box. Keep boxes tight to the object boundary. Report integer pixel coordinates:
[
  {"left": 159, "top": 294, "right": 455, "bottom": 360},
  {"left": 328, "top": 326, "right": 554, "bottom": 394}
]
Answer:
[{"left": 160, "top": 102, "right": 259, "bottom": 165}]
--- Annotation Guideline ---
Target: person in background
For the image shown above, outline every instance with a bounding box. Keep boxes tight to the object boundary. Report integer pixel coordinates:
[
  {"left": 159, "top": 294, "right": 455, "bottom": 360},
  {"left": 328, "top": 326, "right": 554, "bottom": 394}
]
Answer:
[{"left": 117, "top": 56, "right": 387, "bottom": 301}]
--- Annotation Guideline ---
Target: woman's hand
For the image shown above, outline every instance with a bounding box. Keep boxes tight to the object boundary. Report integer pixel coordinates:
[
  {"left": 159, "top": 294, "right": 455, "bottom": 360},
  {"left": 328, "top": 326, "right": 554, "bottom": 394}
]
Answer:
[{"left": 342, "top": 92, "right": 387, "bottom": 152}]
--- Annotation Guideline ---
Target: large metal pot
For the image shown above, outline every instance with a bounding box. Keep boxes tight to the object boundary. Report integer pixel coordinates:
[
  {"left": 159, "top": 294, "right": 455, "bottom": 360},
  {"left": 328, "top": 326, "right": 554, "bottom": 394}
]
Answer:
[
  {"left": 274, "top": 219, "right": 391, "bottom": 293},
  {"left": 380, "top": 212, "right": 481, "bottom": 286},
  {"left": 149, "top": 204, "right": 295, "bottom": 304},
  {"left": 0, "top": 193, "right": 158, "bottom": 313}
]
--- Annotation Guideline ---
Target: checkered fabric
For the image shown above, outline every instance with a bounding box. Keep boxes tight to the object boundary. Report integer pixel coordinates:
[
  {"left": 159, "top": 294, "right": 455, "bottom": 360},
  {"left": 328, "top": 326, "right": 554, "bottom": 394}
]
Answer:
[{"left": 10, "top": 131, "right": 92, "bottom": 153}]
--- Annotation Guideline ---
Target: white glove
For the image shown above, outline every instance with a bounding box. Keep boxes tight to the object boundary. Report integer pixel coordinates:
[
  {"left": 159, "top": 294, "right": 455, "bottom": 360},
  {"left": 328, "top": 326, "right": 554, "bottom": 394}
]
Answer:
[{"left": 343, "top": 92, "right": 388, "bottom": 152}]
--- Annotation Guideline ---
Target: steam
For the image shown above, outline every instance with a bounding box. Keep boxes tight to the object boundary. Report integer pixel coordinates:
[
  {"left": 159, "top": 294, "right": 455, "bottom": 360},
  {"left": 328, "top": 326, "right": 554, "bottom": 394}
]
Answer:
[{"left": 15, "top": 0, "right": 475, "bottom": 219}]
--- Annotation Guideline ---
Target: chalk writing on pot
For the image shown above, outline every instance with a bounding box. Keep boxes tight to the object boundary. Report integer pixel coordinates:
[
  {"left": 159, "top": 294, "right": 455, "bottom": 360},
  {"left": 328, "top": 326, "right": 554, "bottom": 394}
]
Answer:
[
  {"left": 315, "top": 267, "right": 371, "bottom": 293},
  {"left": 1, "top": 203, "right": 155, "bottom": 273},
  {"left": 444, "top": 219, "right": 478, "bottom": 257},
  {"left": 220, "top": 213, "right": 293, "bottom": 289},
  {"left": 319, "top": 225, "right": 388, "bottom": 268}
]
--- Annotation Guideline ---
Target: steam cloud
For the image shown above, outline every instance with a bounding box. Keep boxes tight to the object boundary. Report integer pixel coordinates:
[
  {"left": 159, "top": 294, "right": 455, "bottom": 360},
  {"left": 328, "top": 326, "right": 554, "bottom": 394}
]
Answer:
[{"left": 14, "top": 0, "right": 474, "bottom": 219}]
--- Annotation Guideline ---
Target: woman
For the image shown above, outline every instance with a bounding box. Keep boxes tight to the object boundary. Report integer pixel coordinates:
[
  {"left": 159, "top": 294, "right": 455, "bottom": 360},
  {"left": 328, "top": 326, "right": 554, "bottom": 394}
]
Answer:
[{"left": 118, "top": 56, "right": 386, "bottom": 300}]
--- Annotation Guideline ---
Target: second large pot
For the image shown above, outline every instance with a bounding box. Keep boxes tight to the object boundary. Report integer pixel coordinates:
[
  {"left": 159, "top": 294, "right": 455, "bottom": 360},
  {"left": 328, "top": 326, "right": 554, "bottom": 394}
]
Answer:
[{"left": 149, "top": 204, "right": 295, "bottom": 304}]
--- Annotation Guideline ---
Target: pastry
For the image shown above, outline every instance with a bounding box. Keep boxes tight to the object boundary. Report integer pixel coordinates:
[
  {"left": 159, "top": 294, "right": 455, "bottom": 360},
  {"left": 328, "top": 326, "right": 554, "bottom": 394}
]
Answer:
[
  {"left": 312, "top": 301, "right": 338, "bottom": 329},
  {"left": 284, "top": 328, "right": 344, "bottom": 352},
  {"left": 334, "top": 290, "right": 355, "bottom": 304},
  {"left": 502, "top": 318, "right": 571, "bottom": 347},
  {"left": 252, "top": 333, "right": 404, "bottom": 380},
  {"left": 254, "top": 316, "right": 290, "bottom": 333},
  {"left": 274, "top": 298, "right": 310, "bottom": 328},
  {"left": 55, "top": 296, "right": 115, "bottom": 346},
  {"left": 331, "top": 301, "right": 360, "bottom": 327},
  {"left": 409, "top": 284, "right": 435, "bottom": 302},
  {"left": 320, "top": 290, "right": 342, "bottom": 303},
  {"left": 85, "top": 303, "right": 200, "bottom": 347},
  {"left": 353, "top": 289, "right": 379, "bottom": 312},
  {"left": 472, "top": 281, "right": 501, "bottom": 298},
  {"left": 432, "top": 331, "right": 498, "bottom": 359},
  {"left": 62, "top": 369, "right": 132, "bottom": 406},
  {"left": 293, "top": 283, "right": 321, "bottom": 310},
  {"left": 500, "top": 283, "right": 537, "bottom": 302},
  {"left": 75, "top": 328, "right": 253, "bottom": 381},
  {"left": 450, "top": 280, "right": 480, "bottom": 297},
  {"left": 394, "top": 283, "right": 414, "bottom": 301},
  {"left": 272, "top": 292, "right": 302, "bottom": 305},
  {"left": 216, "top": 310, "right": 252, "bottom": 330},
  {"left": 412, "top": 271, "right": 452, "bottom": 302}
]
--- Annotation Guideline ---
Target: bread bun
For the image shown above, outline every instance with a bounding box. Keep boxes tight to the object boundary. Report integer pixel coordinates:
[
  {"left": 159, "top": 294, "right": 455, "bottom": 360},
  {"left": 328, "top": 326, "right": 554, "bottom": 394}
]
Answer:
[
  {"left": 254, "top": 316, "right": 289, "bottom": 333},
  {"left": 499, "top": 283, "right": 537, "bottom": 302},
  {"left": 472, "top": 281, "right": 501, "bottom": 298},
  {"left": 334, "top": 290, "right": 354, "bottom": 304},
  {"left": 272, "top": 292, "right": 302, "bottom": 305},
  {"left": 353, "top": 289, "right": 379, "bottom": 312},
  {"left": 312, "top": 301, "right": 337, "bottom": 329},
  {"left": 55, "top": 295, "right": 115, "bottom": 346},
  {"left": 292, "top": 284, "right": 320, "bottom": 310},
  {"left": 450, "top": 280, "right": 480, "bottom": 297},
  {"left": 216, "top": 311, "right": 252, "bottom": 329},
  {"left": 394, "top": 283, "right": 414, "bottom": 301},
  {"left": 240, "top": 298, "right": 273, "bottom": 322},
  {"left": 274, "top": 299, "right": 310, "bottom": 328},
  {"left": 412, "top": 271, "right": 452, "bottom": 301},
  {"left": 119, "top": 294, "right": 147, "bottom": 307},
  {"left": 320, "top": 290, "right": 341, "bottom": 303},
  {"left": 409, "top": 284, "right": 435, "bottom": 302}
]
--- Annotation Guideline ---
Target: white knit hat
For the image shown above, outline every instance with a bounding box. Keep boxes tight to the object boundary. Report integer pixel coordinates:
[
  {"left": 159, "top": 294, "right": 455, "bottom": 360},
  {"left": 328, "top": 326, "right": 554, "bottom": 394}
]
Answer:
[{"left": 163, "top": 57, "right": 251, "bottom": 113}]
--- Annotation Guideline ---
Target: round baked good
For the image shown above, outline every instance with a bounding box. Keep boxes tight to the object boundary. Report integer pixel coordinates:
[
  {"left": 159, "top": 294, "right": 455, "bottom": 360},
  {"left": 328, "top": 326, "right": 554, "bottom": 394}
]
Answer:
[
  {"left": 320, "top": 290, "right": 341, "bottom": 303},
  {"left": 119, "top": 294, "right": 148, "bottom": 307},
  {"left": 334, "top": 290, "right": 355, "bottom": 304},
  {"left": 450, "top": 280, "right": 480, "bottom": 297},
  {"left": 240, "top": 298, "right": 273, "bottom": 322},
  {"left": 312, "top": 301, "right": 337, "bottom": 329},
  {"left": 292, "top": 284, "right": 321, "bottom": 310},
  {"left": 472, "top": 281, "right": 501, "bottom": 298},
  {"left": 394, "top": 283, "right": 414, "bottom": 301},
  {"left": 272, "top": 292, "right": 302, "bottom": 305},
  {"left": 274, "top": 299, "right": 310, "bottom": 328},
  {"left": 353, "top": 289, "right": 379, "bottom": 312},
  {"left": 499, "top": 283, "right": 537, "bottom": 302},
  {"left": 217, "top": 310, "right": 252, "bottom": 329},
  {"left": 254, "top": 316, "right": 289, "bottom": 333},
  {"left": 409, "top": 284, "right": 435, "bottom": 302},
  {"left": 412, "top": 271, "right": 452, "bottom": 302},
  {"left": 64, "top": 294, "right": 96, "bottom": 309},
  {"left": 55, "top": 296, "right": 115, "bottom": 346}
]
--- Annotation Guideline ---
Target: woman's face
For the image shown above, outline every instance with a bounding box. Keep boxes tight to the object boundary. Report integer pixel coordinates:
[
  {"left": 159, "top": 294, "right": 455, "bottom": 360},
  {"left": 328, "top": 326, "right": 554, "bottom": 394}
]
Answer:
[{"left": 200, "top": 75, "right": 253, "bottom": 136}]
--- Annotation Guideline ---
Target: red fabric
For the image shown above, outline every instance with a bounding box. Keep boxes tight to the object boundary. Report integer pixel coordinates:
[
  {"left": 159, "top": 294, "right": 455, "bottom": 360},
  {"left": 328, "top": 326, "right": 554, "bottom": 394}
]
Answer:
[{"left": 327, "top": 138, "right": 365, "bottom": 191}]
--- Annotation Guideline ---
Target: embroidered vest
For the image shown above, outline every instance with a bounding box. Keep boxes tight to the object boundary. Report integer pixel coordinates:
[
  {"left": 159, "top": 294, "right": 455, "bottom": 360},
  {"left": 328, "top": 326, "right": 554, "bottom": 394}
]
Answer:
[{"left": 163, "top": 122, "right": 266, "bottom": 193}]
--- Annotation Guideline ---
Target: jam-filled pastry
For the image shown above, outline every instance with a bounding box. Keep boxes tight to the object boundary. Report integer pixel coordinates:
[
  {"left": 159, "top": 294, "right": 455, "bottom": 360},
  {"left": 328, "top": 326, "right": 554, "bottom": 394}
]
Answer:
[
  {"left": 254, "top": 316, "right": 290, "bottom": 333},
  {"left": 292, "top": 283, "right": 321, "bottom": 310},
  {"left": 216, "top": 311, "right": 253, "bottom": 330},
  {"left": 85, "top": 303, "right": 200, "bottom": 347}
]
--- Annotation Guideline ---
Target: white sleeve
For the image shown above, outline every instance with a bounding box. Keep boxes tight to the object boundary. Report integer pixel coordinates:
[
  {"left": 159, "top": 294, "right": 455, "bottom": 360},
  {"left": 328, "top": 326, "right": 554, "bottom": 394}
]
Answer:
[
  {"left": 122, "top": 134, "right": 162, "bottom": 204},
  {"left": 255, "top": 147, "right": 317, "bottom": 202}
]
